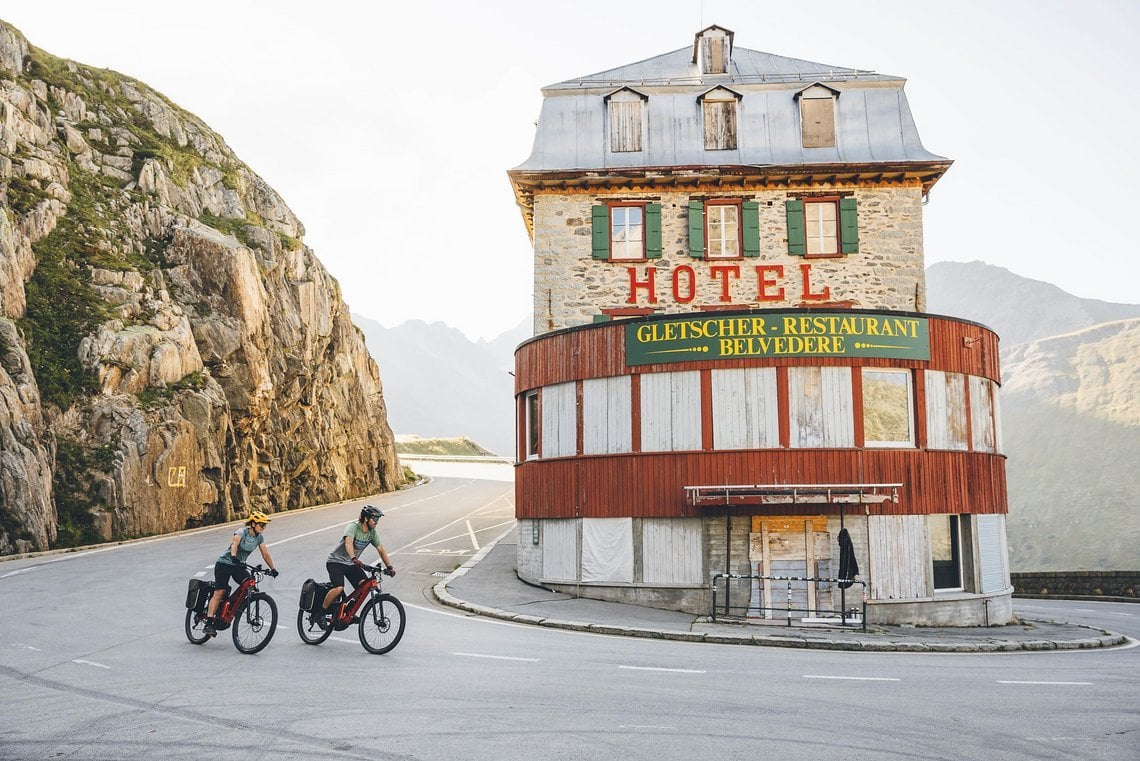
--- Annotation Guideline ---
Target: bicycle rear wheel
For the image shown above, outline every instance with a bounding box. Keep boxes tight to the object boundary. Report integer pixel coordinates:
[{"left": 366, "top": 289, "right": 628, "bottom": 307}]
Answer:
[
  {"left": 232, "top": 593, "right": 278, "bottom": 654},
  {"left": 358, "top": 594, "right": 405, "bottom": 654},
  {"left": 296, "top": 608, "right": 333, "bottom": 645},
  {"left": 185, "top": 609, "right": 210, "bottom": 645}
]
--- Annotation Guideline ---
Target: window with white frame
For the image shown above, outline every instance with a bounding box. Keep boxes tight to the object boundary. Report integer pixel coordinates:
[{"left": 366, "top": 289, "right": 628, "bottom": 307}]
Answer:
[
  {"left": 523, "top": 390, "right": 540, "bottom": 460},
  {"left": 861, "top": 369, "right": 914, "bottom": 447},
  {"left": 706, "top": 201, "right": 740, "bottom": 258},
  {"left": 611, "top": 205, "right": 644, "bottom": 261},
  {"left": 806, "top": 199, "right": 838, "bottom": 256},
  {"left": 930, "top": 514, "right": 963, "bottom": 591}
]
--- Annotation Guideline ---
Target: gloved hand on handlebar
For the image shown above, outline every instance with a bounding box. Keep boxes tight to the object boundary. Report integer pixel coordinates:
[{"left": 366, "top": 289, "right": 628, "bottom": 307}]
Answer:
[
  {"left": 268, "top": 568, "right": 279, "bottom": 578},
  {"left": 351, "top": 557, "right": 363, "bottom": 567},
  {"left": 383, "top": 566, "right": 396, "bottom": 577}
]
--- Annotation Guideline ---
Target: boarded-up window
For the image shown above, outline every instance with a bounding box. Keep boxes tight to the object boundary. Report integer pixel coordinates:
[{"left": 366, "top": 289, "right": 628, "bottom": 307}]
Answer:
[
  {"left": 700, "top": 32, "right": 730, "bottom": 74},
  {"left": 643, "top": 519, "right": 703, "bottom": 584},
  {"left": 711, "top": 367, "right": 778, "bottom": 449},
  {"left": 969, "top": 376, "right": 997, "bottom": 453},
  {"left": 701, "top": 89, "right": 738, "bottom": 150},
  {"left": 582, "top": 376, "right": 632, "bottom": 455},
  {"left": 867, "top": 515, "right": 929, "bottom": 599},
  {"left": 607, "top": 89, "right": 644, "bottom": 152},
  {"left": 799, "top": 85, "right": 837, "bottom": 148},
  {"left": 862, "top": 369, "right": 914, "bottom": 447},
  {"left": 788, "top": 366, "right": 854, "bottom": 448},
  {"left": 542, "top": 519, "right": 578, "bottom": 581},
  {"left": 925, "top": 370, "right": 968, "bottom": 451},
  {"left": 540, "top": 381, "right": 576, "bottom": 458},
  {"left": 640, "top": 371, "right": 702, "bottom": 452},
  {"left": 581, "top": 518, "right": 633, "bottom": 582}
]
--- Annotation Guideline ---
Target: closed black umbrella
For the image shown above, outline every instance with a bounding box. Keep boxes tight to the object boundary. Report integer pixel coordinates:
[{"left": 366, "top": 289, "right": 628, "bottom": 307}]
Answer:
[{"left": 837, "top": 527, "right": 859, "bottom": 589}]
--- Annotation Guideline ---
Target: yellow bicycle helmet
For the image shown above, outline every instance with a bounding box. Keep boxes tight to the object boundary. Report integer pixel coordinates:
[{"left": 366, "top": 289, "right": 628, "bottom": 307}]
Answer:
[{"left": 247, "top": 511, "right": 272, "bottom": 525}]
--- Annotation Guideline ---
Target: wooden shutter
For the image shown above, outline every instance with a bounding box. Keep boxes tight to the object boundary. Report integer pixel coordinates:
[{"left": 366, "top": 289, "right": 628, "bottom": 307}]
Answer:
[
  {"left": 645, "top": 202, "right": 662, "bottom": 259},
  {"left": 688, "top": 200, "right": 705, "bottom": 259},
  {"left": 591, "top": 205, "right": 610, "bottom": 260},
  {"left": 785, "top": 199, "right": 805, "bottom": 255},
  {"left": 742, "top": 201, "right": 760, "bottom": 257},
  {"left": 840, "top": 197, "right": 859, "bottom": 253}
]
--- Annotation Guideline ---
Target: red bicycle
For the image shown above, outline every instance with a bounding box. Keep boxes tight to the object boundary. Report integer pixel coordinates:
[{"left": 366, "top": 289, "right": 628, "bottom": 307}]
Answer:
[
  {"left": 296, "top": 564, "right": 405, "bottom": 654},
  {"left": 185, "top": 564, "right": 279, "bottom": 654}
]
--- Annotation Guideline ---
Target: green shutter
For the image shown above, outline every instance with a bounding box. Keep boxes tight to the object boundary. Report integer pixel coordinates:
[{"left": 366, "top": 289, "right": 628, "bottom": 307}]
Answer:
[
  {"left": 742, "top": 201, "right": 760, "bottom": 257},
  {"left": 593, "top": 314, "right": 612, "bottom": 323},
  {"left": 840, "top": 197, "right": 859, "bottom": 253},
  {"left": 785, "top": 199, "right": 805, "bottom": 256},
  {"left": 645, "top": 203, "right": 662, "bottom": 259},
  {"left": 688, "top": 200, "right": 705, "bottom": 259},
  {"left": 591, "top": 205, "right": 610, "bottom": 260}
]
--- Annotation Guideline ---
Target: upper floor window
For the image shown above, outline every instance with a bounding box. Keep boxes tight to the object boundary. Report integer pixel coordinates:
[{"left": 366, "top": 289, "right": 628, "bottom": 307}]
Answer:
[
  {"left": 797, "top": 83, "right": 839, "bottom": 149},
  {"left": 786, "top": 196, "right": 859, "bottom": 256},
  {"left": 699, "top": 87, "right": 740, "bottom": 151},
  {"left": 688, "top": 199, "right": 760, "bottom": 258},
  {"left": 605, "top": 87, "right": 647, "bottom": 153},
  {"left": 694, "top": 26, "right": 733, "bottom": 75},
  {"left": 706, "top": 201, "right": 740, "bottom": 259},
  {"left": 592, "top": 203, "right": 661, "bottom": 261},
  {"left": 862, "top": 369, "right": 915, "bottom": 448}
]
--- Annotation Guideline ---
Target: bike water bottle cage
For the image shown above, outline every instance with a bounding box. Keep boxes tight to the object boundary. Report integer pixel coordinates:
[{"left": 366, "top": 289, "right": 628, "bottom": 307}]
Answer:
[{"left": 360, "top": 505, "right": 383, "bottom": 521}]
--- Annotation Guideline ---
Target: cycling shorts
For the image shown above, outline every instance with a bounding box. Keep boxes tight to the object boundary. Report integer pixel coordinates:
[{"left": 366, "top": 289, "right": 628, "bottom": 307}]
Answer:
[
  {"left": 213, "top": 561, "right": 250, "bottom": 590},
  {"left": 327, "top": 561, "right": 366, "bottom": 590}
]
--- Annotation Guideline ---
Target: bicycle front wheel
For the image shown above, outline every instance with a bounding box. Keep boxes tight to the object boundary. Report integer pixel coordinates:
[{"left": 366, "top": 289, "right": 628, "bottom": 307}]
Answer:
[
  {"left": 358, "top": 594, "right": 405, "bottom": 654},
  {"left": 185, "top": 608, "right": 210, "bottom": 645},
  {"left": 232, "top": 593, "right": 278, "bottom": 654},
  {"left": 296, "top": 608, "right": 332, "bottom": 645}
]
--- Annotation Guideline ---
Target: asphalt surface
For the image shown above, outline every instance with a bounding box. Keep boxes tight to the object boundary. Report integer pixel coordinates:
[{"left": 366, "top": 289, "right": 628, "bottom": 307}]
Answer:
[{"left": 436, "top": 529, "right": 1132, "bottom": 653}]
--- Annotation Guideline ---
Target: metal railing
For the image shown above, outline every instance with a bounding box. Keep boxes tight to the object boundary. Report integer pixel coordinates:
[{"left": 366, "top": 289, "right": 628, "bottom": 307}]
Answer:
[{"left": 711, "top": 573, "right": 867, "bottom": 631}]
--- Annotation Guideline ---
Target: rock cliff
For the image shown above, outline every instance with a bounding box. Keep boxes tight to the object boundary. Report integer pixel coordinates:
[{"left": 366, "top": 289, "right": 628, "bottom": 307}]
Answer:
[{"left": 0, "top": 21, "right": 403, "bottom": 553}]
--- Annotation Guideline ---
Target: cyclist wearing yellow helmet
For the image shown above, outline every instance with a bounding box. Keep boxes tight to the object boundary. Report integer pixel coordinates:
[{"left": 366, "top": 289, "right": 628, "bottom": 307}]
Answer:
[{"left": 204, "top": 511, "right": 279, "bottom": 637}]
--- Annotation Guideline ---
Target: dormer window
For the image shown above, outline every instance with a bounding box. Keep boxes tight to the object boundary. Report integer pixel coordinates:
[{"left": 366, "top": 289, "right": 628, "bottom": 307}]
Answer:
[
  {"left": 699, "top": 86, "right": 741, "bottom": 151},
  {"left": 605, "top": 87, "right": 647, "bottom": 153},
  {"left": 796, "top": 83, "right": 839, "bottom": 149},
  {"left": 692, "top": 25, "right": 734, "bottom": 75}
]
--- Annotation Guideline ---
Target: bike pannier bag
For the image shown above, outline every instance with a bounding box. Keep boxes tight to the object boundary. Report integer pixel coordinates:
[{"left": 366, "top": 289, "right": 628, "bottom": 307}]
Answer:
[
  {"left": 299, "top": 578, "right": 320, "bottom": 611},
  {"left": 186, "top": 578, "right": 210, "bottom": 610}
]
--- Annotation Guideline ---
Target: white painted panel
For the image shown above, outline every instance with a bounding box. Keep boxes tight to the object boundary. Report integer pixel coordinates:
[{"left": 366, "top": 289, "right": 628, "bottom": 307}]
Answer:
[
  {"left": 970, "top": 376, "right": 996, "bottom": 453},
  {"left": 789, "top": 367, "right": 824, "bottom": 447},
  {"left": 643, "top": 518, "right": 703, "bottom": 583},
  {"left": 541, "top": 382, "right": 576, "bottom": 458},
  {"left": 992, "top": 385, "right": 1004, "bottom": 455},
  {"left": 867, "top": 515, "right": 928, "bottom": 599},
  {"left": 821, "top": 366, "right": 854, "bottom": 447},
  {"left": 712, "top": 368, "right": 777, "bottom": 449},
  {"left": 926, "top": 370, "right": 969, "bottom": 451},
  {"left": 581, "top": 518, "right": 633, "bottom": 582},
  {"left": 977, "top": 514, "right": 1009, "bottom": 594},
  {"left": 640, "top": 371, "right": 700, "bottom": 452},
  {"left": 582, "top": 376, "right": 631, "bottom": 455},
  {"left": 542, "top": 519, "right": 578, "bottom": 581}
]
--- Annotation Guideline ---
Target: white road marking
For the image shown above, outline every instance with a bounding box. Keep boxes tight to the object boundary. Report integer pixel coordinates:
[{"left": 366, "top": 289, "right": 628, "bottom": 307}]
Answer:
[
  {"left": 391, "top": 493, "right": 513, "bottom": 554},
  {"left": 620, "top": 725, "right": 677, "bottom": 731},
  {"left": 194, "top": 571, "right": 207, "bottom": 577},
  {"left": 465, "top": 520, "right": 479, "bottom": 550},
  {"left": 997, "top": 680, "right": 1093, "bottom": 686},
  {"left": 72, "top": 659, "right": 110, "bottom": 669},
  {"left": 12, "top": 644, "right": 40, "bottom": 651},
  {"left": 453, "top": 652, "right": 539, "bottom": 662},
  {"left": 619, "top": 665, "right": 706, "bottom": 674},
  {"left": 0, "top": 569, "right": 31, "bottom": 579},
  {"left": 1074, "top": 609, "right": 1097, "bottom": 613},
  {"left": 804, "top": 675, "right": 900, "bottom": 681}
]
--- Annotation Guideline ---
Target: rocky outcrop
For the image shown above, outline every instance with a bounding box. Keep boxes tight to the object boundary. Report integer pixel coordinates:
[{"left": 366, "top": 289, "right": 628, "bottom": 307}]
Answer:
[{"left": 0, "top": 21, "right": 404, "bottom": 552}]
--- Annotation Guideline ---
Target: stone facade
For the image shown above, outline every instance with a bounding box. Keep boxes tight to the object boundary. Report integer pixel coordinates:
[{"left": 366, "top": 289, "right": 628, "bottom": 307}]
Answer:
[{"left": 532, "top": 186, "right": 926, "bottom": 333}]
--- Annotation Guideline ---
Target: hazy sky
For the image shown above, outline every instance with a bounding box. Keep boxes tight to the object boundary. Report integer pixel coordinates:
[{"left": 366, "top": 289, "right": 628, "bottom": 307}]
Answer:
[{"left": 4, "top": 1, "right": 1138, "bottom": 340}]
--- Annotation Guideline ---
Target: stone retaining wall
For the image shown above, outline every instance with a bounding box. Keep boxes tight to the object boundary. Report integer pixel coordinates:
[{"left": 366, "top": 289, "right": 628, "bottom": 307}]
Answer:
[{"left": 1012, "top": 571, "right": 1138, "bottom": 600}]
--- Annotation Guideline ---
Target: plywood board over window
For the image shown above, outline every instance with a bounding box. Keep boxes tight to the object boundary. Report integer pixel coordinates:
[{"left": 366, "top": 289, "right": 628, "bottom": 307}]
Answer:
[
  {"left": 640, "top": 371, "right": 702, "bottom": 452},
  {"left": 798, "top": 83, "right": 838, "bottom": 148},
  {"left": 583, "top": 376, "right": 632, "bottom": 454},
  {"left": 925, "top": 370, "right": 968, "bottom": 451},
  {"left": 606, "top": 87, "right": 646, "bottom": 153},
  {"left": 643, "top": 518, "right": 703, "bottom": 583},
  {"left": 711, "top": 367, "right": 779, "bottom": 449},
  {"left": 541, "top": 381, "right": 576, "bottom": 458},
  {"left": 969, "top": 376, "right": 997, "bottom": 453},
  {"left": 700, "top": 87, "right": 740, "bottom": 150},
  {"left": 788, "top": 366, "right": 854, "bottom": 447}
]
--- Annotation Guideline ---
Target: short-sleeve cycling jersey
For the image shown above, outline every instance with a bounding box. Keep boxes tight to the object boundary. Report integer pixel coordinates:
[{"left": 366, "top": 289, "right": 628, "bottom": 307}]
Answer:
[
  {"left": 216, "top": 526, "right": 263, "bottom": 566},
  {"left": 327, "top": 521, "right": 381, "bottom": 565}
]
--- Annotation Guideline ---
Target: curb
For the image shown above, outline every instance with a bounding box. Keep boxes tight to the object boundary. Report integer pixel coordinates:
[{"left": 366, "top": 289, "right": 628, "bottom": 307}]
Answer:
[{"left": 432, "top": 531, "right": 1132, "bottom": 653}]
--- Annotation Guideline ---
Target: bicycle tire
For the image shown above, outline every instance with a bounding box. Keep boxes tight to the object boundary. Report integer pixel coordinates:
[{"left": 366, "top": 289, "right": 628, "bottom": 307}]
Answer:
[
  {"left": 231, "top": 593, "right": 278, "bottom": 654},
  {"left": 358, "top": 593, "right": 405, "bottom": 654},
  {"left": 185, "top": 608, "right": 210, "bottom": 645},
  {"left": 296, "top": 607, "right": 333, "bottom": 645}
]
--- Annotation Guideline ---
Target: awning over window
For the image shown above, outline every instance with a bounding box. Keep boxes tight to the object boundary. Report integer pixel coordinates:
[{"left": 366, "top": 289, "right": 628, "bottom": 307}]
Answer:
[{"left": 684, "top": 483, "right": 901, "bottom": 510}]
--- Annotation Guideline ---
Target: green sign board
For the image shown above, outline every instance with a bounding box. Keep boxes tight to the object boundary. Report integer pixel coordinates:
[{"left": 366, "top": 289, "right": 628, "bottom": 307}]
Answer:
[{"left": 625, "top": 312, "right": 930, "bottom": 365}]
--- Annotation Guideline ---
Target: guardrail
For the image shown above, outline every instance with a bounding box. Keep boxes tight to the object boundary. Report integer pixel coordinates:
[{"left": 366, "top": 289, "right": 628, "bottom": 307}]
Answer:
[
  {"left": 398, "top": 454, "right": 514, "bottom": 464},
  {"left": 711, "top": 572, "right": 867, "bottom": 631}
]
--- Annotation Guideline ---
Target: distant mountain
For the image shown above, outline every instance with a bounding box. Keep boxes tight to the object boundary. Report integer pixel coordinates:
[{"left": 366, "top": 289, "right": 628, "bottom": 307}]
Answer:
[
  {"left": 926, "top": 261, "right": 1140, "bottom": 346},
  {"left": 927, "top": 262, "right": 1139, "bottom": 572},
  {"left": 354, "top": 316, "right": 530, "bottom": 456}
]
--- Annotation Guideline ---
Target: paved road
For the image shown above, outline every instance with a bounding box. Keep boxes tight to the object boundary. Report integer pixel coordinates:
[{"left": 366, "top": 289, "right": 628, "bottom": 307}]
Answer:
[{"left": 1, "top": 468, "right": 1137, "bottom": 760}]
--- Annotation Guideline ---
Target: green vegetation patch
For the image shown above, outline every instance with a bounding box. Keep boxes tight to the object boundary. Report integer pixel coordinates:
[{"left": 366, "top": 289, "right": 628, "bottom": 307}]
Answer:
[
  {"left": 52, "top": 436, "right": 116, "bottom": 548},
  {"left": 395, "top": 436, "right": 496, "bottom": 457}
]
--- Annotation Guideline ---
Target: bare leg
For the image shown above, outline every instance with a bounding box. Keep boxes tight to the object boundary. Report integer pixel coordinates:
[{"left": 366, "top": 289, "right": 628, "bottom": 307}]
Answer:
[{"left": 321, "top": 586, "right": 342, "bottom": 612}]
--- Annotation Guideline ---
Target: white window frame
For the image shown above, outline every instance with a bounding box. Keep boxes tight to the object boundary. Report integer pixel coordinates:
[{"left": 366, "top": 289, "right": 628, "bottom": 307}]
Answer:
[
  {"left": 523, "top": 390, "right": 540, "bottom": 461},
  {"left": 861, "top": 368, "right": 915, "bottom": 448},
  {"left": 706, "top": 201, "right": 740, "bottom": 259},
  {"left": 610, "top": 204, "right": 645, "bottom": 261},
  {"left": 805, "top": 199, "right": 839, "bottom": 256}
]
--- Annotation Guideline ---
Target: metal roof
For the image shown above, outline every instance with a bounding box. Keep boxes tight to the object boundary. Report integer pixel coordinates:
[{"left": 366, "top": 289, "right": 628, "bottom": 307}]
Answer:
[{"left": 514, "top": 41, "right": 948, "bottom": 173}]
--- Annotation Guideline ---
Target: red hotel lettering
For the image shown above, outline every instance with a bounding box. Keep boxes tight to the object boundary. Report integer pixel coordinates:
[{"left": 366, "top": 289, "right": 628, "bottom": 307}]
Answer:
[
  {"left": 800, "top": 263, "right": 830, "bottom": 301},
  {"left": 756, "top": 265, "right": 785, "bottom": 301},
  {"left": 709, "top": 265, "right": 740, "bottom": 302},
  {"left": 627, "top": 266, "right": 658, "bottom": 304},
  {"left": 672, "top": 265, "right": 696, "bottom": 303}
]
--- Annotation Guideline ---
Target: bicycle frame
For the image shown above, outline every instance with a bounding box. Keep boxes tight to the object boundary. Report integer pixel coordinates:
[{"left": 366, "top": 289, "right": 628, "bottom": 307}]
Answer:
[
  {"left": 331, "top": 571, "right": 381, "bottom": 625},
  {"left": 216, "top": 565, "right": 266, "bottom": 624}
]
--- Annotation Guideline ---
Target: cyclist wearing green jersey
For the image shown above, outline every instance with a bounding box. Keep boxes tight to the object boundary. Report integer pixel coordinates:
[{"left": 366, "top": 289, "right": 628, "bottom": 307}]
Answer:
[
  {"left": 204, "top": 511, "right": 279, "bottom": 636},
  {"left": 319, "top": 505, "right": 395, "bottom": 616}
]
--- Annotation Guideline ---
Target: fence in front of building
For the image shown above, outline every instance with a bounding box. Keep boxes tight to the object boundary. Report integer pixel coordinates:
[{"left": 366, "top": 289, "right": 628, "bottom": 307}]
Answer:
[{"left": 711, "top": 573, "right": 867, "bottom": 631}]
